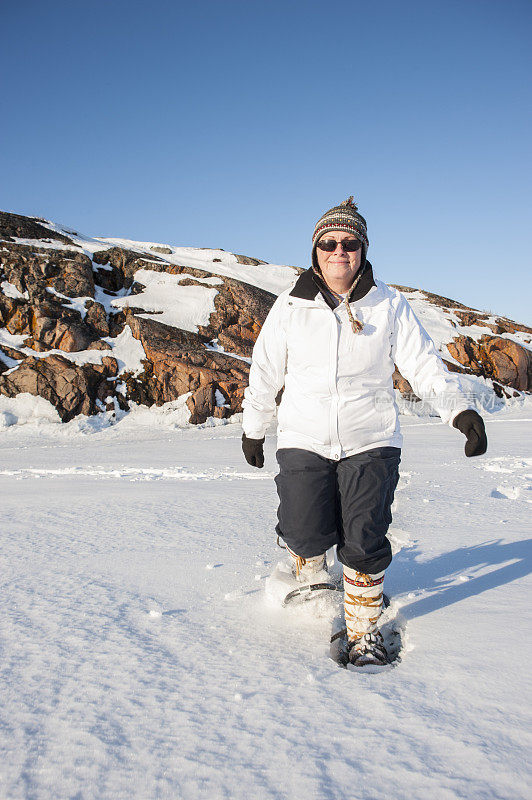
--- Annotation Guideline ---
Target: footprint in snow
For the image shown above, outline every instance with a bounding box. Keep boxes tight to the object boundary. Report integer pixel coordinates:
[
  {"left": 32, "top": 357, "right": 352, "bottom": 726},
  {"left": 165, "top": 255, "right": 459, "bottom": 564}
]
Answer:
[{"left": 490, "top": 484, "right": 530, "bottom": 501}]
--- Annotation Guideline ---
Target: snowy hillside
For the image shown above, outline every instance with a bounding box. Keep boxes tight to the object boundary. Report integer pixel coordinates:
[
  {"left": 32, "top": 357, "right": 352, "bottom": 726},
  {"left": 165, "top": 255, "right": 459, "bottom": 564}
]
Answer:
[
  {"left": 0, "top": 211, "right": 531, "bottom": 430},
  {"left": 0, "top": 404, "right": 530, "bottom": 799}
]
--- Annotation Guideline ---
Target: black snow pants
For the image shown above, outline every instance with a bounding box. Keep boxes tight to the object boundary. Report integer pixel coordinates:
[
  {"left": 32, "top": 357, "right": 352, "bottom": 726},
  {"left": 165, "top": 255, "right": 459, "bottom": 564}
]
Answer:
[{"left": 275, "top": 446, "right": 401, "bottom": 574}]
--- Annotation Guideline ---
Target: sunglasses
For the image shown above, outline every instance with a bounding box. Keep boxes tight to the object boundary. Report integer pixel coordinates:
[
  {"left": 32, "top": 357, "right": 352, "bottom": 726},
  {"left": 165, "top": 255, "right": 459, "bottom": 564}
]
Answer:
[{"left": 316, "top": 237, "right": 362, "bottom": 252}]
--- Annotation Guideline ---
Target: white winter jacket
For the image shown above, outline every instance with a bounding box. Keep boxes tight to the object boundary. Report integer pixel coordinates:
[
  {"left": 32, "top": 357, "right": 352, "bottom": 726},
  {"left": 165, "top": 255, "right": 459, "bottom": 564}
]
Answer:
[{"left": 242, "top": 264, "right": 473, "bottom": 459}]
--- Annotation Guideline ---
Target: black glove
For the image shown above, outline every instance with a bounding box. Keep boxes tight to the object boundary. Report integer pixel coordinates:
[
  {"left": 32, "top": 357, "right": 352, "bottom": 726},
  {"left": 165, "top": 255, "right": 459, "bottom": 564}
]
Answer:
[
  {"left": 452, "top": 410, "right": 487, "bottom": 457},
  {"left": 242, "top": 434, "right": 265, "bottom": 468}
]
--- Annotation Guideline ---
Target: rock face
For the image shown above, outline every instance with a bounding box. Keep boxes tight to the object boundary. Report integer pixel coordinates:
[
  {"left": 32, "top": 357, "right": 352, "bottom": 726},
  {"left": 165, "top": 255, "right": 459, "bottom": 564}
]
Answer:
[
  {"left": 124, "top": 314, "right": 250, "bottom": 424},
  {"left": 0, "top": 212, "right": 274, "bottom": 423},
  {"left": 446, "top": 335, "right": 532, "bottom": 394},
  {"left": 0, "top": 244, "right": 101, "bottom": 352},
  {"left": 0, "top": 211, "right": 530, "bottom": 424},
  {"left": 0, "top": 354, "right": 119, "bottom": 421},
  {"left": 0, "top": 211, "right": 74, "bottom": 245}
]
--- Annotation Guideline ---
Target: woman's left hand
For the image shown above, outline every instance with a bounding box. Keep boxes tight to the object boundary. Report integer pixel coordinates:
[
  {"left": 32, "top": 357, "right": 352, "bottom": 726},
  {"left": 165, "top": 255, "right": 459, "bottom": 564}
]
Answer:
[{"left": 452, "top": 410, "right": 488, "bottom": 457}]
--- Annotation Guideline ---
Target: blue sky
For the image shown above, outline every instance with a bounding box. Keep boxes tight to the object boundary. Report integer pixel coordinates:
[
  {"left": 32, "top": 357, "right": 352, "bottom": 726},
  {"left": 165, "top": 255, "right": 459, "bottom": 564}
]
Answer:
[{"left": 2, "top": 0, "right": 531, "bottom": 323}]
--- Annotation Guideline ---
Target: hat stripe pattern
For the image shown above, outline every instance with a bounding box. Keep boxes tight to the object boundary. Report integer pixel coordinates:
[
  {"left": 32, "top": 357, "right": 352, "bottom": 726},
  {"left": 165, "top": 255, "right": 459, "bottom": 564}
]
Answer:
[{"left": 312, "top": 197, "right": 369, "bottom": 250}]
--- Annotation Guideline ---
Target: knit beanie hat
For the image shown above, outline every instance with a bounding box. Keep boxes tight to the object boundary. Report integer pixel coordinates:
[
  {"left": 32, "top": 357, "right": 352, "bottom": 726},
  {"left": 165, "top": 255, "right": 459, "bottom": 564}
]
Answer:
[{"left": 311, "top": 196, "right": 369, "bottom": 271}]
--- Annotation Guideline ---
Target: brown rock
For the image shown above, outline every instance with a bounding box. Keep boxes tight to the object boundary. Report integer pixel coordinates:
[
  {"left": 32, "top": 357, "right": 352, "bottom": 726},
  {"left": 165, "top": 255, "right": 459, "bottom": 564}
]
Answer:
[
  {"left": 453, "top": 310, "right": 488, "bottom": 327},
  {"left": 91, "top": 259, "right": 127, "bottom": 294},
  {"left": 54, "top": 323, "right": 93, "bottom": 353},
  {"left": 392, "top": 369, "right": 418, "bottom": 400},
  {"left": 102, "top": 356, "right": 118, "bottom": 376},
  {"left": 30, "top": 311, "right": 57, "bottom": 343},
  {"left": 196, "top": 278, "right": 275, "bottom": 353},
  {"left": 29, "top": 309, "right": 92, "bottom": 352},
  {"left": 186, "top": 382, "right": 233, "bottom": 424},
  {"left": 49, "top": 253, "right": 95, "bottom": 298},
  {"left": 441, "top": 358, "right": 468, "bottom": 375},
  {"left": 446, "top": 334, "right": 532, "bottom": 391},
  {"left": 0, "top": 211, "right": 74, "bottom": 245},
  {"left": 0, "top": 345, "right": 25, "bottom": 361},
  {"left": 0, "top": 354, "right": 118, "bottom": 421},
  {"left": 482, "top": 336, "right": 531, "bottom": 390},
  {"left": 217, "top": 325, "right": 256, "bottom": 358},
  {"left": 124, "top": 315, "right": 249, "bottom": 417},
  {"left": 0, "top": 344, "right": 27, "bottom": 373},
  {"left": 85, "top": 300, "right": 109, "bottom": 337},
  {"left": 6, "top": 304, "right": 32, "bottom": 335},
  {"left": 493, "top": 317, "right": 532, "bottom": 336},
  {"left": 233, "top": 253, "right": 267, "bottom": 266},
  {"left": 92, "top": 250, "right": 112, "bottom": 266},
  {"left": 0, "top": 243, "right": 93, "bottom": 305},
  {"left": 445, "top": 337, "right": 483, "bottom": 375},
  {"left": 108, "top": 310, "right": 127, "bottom": 337},
  {"left": 91, "top": 247, "right": 164, "bottom": 289},
  {"left": 186, "top": 384, "right": 216, "bottom": 424},
  {"left": 150, "top": 246, "right": 173, "bottom": 254},
  {"left": 0, "top": 295, "right": 23, "bottom": 326}
]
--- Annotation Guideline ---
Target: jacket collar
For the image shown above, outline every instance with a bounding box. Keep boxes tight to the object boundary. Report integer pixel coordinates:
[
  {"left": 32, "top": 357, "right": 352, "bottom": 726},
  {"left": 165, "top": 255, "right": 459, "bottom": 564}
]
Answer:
[{"left": 289, "top": 261, "right": 377, "bottom": 309}]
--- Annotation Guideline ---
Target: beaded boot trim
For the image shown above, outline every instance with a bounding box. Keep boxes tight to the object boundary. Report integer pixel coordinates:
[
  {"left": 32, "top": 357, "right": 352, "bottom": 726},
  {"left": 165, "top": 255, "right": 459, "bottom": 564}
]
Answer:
[{"left": 344, "top": 573, "right": 384, "bottom": 588}]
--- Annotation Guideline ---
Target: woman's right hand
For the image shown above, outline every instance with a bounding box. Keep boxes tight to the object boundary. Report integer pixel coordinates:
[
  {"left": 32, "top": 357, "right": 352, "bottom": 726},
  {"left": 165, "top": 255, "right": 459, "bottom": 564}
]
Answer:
[{"left": 242, "top": 434, "right": 265, "bottom": 468}]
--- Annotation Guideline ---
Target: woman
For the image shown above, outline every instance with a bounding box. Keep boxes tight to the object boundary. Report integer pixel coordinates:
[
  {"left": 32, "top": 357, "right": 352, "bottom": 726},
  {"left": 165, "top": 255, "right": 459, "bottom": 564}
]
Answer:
[{"left": 241, "top": 197, "right": 487, "bottom": 666}]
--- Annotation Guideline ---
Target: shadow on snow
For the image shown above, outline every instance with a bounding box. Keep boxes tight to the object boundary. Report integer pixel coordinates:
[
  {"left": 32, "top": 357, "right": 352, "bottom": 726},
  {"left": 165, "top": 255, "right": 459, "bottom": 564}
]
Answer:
[{"left": 389, "top": 538, "right": 532, "bottom": 620}]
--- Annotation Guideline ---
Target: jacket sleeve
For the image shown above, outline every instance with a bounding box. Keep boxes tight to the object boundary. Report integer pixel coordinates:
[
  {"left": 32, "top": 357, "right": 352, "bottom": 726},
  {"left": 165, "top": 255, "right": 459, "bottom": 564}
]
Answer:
[
  {"left": 242, "top": 294, "right": 288, "bottom": 438},
  {"left": 390, "top": 291, "right": 473, "bottom": 426}
]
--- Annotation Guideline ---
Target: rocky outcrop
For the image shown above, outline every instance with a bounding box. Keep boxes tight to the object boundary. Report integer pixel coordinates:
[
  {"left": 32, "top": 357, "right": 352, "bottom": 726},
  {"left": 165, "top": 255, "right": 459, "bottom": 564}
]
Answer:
[
  {"left": 150, "top": 246, "right": 173, "bottom": 255},
  {"left": 197, "top": 277, "right": 271, "bottom": 357},
  {"left": 0, "top": 353, "right": 119, "bottom": 421},
  {"left": 124, "top": 315, "right": 250, "bottom": 424},
  {"left": 447, "top": 335, "right": 532, "bottom": 394},
  {"left": 0, "top": 243, "right": 102, "bottom": 352},
  {"left": 0, "top": 211, "right": 74, "bottom": 245},
  {"left": 92, "top": 246, "right": 165, "bottom": 291},
  {"left": 1, "top": 243, "right": 92, "bottom": 302},
  {"left": 0, "top": 212, "right": 276, "bottom": 422}
]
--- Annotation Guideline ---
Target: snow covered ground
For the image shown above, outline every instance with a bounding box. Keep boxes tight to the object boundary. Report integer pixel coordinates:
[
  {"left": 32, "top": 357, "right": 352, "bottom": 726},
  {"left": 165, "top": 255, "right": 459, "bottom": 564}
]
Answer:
[{"left": 0, "top": 403, "right": 530, "bottom": 800}]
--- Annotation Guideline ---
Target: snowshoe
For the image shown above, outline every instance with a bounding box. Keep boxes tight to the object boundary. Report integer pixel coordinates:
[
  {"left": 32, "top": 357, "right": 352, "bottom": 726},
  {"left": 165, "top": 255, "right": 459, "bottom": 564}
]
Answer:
[
  {"left": 329, "top": 595, "right": 396, "bottom": 669},
  {"left": 265, "top": 558, "right": 343, "bottom": 608},
  {"left": 282, "top": 579, "right": 342, "bottom": 607},
  {"left": 346, "top": 631, "right": 390, "bottom": 666}
]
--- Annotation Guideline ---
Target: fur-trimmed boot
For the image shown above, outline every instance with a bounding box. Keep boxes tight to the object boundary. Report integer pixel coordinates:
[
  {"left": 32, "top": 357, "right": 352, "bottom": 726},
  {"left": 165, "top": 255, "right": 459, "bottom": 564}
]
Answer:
[
  {"left": 287, "top": 545, "right": 327, "bottom": 584},
  {"left": 343, "top": 568, "right": 389, "bottom": 666}
]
